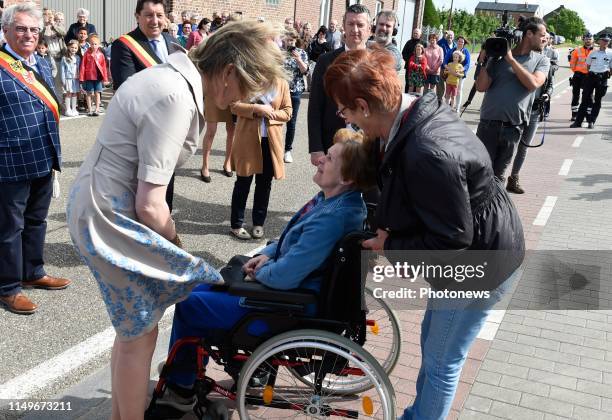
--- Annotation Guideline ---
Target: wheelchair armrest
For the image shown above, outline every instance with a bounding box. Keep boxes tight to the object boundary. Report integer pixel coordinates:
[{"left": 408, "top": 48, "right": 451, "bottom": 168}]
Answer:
[{"left": 227, "top": 280, "right": 318, "bottom": 305}]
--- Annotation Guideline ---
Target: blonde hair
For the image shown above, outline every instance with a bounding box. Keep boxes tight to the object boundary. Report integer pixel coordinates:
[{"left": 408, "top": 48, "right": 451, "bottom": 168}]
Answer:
[
  {"left": 452, "top": 50, "right": 465, "bottom": 62},
  {"left": 87, "top": 33, "right": 100, "bottom": 43},
  {"left": 191, "top": 21, "right": 289, "bottom": 98},
  {"left": 333, "top": 129, "right": 377, "bottom": 191}
]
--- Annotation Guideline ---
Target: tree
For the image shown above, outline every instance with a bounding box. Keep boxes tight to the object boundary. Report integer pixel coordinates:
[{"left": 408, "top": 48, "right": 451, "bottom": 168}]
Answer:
[
  {"left": 437, "top": 8, "right": 499, "bottom": 46},
  {"left": 422, "top": 0, "right": 440, "bottom": 28},
  {"left": 547, "top": 8, "right": 586, "bottom": 41}
]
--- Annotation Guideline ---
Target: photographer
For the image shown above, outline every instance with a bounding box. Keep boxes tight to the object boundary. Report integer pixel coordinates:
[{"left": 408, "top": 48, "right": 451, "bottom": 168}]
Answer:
[
  {"left": 475, "top": 16, "right": 550, "bottom": 181},
  {"left": 571, "top": 34, "right": 611, "bottom": 129},
  {"left": 507, "top": 33, "right": 558, "bottom": 194}
]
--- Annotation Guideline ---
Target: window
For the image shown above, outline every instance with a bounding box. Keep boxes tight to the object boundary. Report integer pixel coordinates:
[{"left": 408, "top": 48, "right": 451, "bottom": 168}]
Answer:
[{"left": 266, "top": 0, "right": 280, "bottom": 5}]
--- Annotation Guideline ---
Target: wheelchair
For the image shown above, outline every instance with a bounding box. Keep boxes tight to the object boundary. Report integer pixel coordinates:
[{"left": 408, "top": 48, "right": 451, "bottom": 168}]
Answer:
[{"left": 146, "top": 230, "right": 401, "bottom": 419}]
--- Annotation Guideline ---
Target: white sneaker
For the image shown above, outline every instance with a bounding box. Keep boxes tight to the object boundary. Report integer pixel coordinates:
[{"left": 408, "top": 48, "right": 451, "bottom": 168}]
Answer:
[{"left": 284, "top": 151, "right": 293, "bottom": 163}]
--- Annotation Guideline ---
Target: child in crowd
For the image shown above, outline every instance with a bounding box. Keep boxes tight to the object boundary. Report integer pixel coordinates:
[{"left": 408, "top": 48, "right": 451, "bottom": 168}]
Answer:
[
  {"left": 407, "top": 43, "right": 428, "bottom": 95},
  {"left": 35, "top": 40, "right": 57, "bottom": 78},
  {"left": 76, "top": 27, "right": 90, "bottom": 57},
  {"left": 60, "top": 40, "right": 81, "bottom": 117},
  {"left": 444, "top": 50, "right": 465, "bottom": 109},
  {"left": 79, "top": 34, "right": 108, "bottom": 117}
]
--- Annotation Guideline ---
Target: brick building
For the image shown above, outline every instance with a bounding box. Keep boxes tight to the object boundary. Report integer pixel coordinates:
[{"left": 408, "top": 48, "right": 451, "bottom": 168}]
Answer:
[{"left": 3, "top": 0, "right": 424, "bottom": 49}]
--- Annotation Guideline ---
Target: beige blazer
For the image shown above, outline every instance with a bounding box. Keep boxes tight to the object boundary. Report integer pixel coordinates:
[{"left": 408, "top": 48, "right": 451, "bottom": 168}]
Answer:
[{"left": 230, "top": 79, "right": 292, "bottom": 179}]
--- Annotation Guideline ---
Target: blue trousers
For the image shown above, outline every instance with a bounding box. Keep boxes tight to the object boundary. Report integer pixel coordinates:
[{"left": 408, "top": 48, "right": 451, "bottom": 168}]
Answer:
[
  {"left": 167, "top": 284, "right": 254, "bottom": 387},
  {"left": 400, "top": 278, "right": 514, "bottom": 420},
  {"left": 0, "top": 173, "right": 52, "bottom": 296},
  {"left": 284, "top": 94, "right": 302, "bottom": 152}
]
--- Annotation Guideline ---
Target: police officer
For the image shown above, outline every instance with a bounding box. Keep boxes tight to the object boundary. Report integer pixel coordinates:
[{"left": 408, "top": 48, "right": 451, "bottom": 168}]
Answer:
[
  {"left": 571, "top": 34, "right": 611, "bottom": 129},
  {"left": 569, "top": 32, "right": 593, "bottom": 121}
]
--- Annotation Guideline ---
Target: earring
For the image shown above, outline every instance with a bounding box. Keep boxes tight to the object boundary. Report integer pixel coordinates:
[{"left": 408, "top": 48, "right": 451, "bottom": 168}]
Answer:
[
  {"left": 364, "top": 113, "right": 369, "bottom": 118},
  {"left": 224, "top": 82, "right": 228, "bottom": 88}
]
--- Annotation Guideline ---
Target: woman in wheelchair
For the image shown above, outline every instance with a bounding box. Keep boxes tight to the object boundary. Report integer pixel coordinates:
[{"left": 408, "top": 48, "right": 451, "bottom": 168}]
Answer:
[{"left": 157, "top": 128, "right": 377, "bottom": 415}]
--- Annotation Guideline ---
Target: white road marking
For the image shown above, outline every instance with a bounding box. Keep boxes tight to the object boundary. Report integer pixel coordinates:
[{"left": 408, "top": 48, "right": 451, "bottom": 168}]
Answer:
[
  {"left": 558, "top": 159, "right": 573, "bottom": 176},
  {"left": 554, "top": 77, "right": 570, "bottom": 89},
  {"left": 476, "top": 269, "right": 523, "bottom": 340},
  {"left": 572, "top": 136, "right": 584, "bottom": 148},
  {"left": 0, "top": 244, "right": 266, "bottom": 400},
  {"left": 472, "top": 127, "right": 477, "bottom": 134},
  {"left": 533, "top": 196, "right": 558, "bottom": 226}
]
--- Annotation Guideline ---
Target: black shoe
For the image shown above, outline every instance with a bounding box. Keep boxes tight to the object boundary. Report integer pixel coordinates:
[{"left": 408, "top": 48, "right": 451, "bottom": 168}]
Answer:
[
  {"left": 200, "top": 170, "right": 211, "bottom": 183},
  {"left": 588, "top": 122, "right": 594, "bottom": 129},
  {"left": 506, "top": 175, "right": 525, "bottom": 194},
  {"left": 222, "top": 168, "right": 233, "bottom": 177},
  {"left": 569, "top": 122, "right": 581, "bottom": 128},
  {"left": 571, "top": 112, "right": 577, "bottom": 121}
]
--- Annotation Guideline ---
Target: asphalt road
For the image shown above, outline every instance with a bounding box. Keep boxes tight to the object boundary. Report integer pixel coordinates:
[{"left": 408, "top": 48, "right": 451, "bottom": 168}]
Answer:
[{"left": 0, "top": 48, "right": 577, "bottom": 418}]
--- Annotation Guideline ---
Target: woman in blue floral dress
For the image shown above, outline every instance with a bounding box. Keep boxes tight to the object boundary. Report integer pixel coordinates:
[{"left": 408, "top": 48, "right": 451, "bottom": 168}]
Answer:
[{"left": 67, "top": 22, "right": 287, "bottom": 419}]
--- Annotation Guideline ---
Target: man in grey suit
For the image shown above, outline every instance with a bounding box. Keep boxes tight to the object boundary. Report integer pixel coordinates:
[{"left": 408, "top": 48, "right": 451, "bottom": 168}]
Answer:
[{"left": 307, "top": 4, "right": 371, "bottom": 166}]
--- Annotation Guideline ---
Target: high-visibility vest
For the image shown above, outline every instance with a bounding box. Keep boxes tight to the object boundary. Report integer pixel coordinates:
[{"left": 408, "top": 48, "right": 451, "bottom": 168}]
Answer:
[{"left": 570, "top": 47, "right": 592, "bottom": 74}]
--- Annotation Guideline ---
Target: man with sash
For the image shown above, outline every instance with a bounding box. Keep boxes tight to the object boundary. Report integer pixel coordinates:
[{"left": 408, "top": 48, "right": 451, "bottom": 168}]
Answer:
[
  {"left": 0, "top": 3, "right": 71, "bottom": 315},
  {"left": 110, "top": 0, "right": 175, "bottom": 90},
  {"left": 111, "top": 0, "right": 179, "bottom": 212}
]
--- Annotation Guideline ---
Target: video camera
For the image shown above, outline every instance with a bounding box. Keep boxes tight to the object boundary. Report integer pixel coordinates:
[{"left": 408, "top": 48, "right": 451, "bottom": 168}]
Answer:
[{"left": 484, "top": 11, "right": 524, "bottom": 59}]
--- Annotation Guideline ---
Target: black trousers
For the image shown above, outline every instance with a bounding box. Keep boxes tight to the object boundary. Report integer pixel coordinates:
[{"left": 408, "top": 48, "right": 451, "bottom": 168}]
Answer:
[
  {"left": 0, "top": 173, "right": 52, "bottom": 296},
  {"left": 575, "top": 73, "right": 608, "bottom": 124},
  {"left": 230, "top": 137, "right": 274, "bottom": 229},
  {"left": 476, "top": 120, "right": 524, "bottom": 180},
  {"left": 570, "top": 72, "right": 587, "bottom": 112}
]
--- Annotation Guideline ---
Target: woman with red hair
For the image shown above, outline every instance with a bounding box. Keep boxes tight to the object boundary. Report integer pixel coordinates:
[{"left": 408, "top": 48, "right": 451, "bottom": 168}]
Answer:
[{"left": 324, "top": 47, "right": 525, "bottom": 420}]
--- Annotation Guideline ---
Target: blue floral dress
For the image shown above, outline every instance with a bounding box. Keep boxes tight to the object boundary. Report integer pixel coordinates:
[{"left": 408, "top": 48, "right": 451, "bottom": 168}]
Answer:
[{"left": 67, "top": 52, "right": 222, "bottom": 340}]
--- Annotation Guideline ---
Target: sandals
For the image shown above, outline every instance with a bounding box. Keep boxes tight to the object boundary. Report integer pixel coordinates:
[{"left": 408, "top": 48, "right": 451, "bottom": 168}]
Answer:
[
  {"left": 231, "top": 228, "right": 251, "bottom": 240},
  {"left": 252, "top": 226, "right": 264, "bottom": 239}
]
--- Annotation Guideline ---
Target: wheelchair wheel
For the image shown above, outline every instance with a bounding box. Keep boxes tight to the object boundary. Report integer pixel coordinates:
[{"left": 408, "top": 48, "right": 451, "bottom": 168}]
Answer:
[
  {"left": 236, "top": 329, "right": 395, "bottom": 419},
  {"left": 290, "top": 287, "right": 402, "bottom": 394}
]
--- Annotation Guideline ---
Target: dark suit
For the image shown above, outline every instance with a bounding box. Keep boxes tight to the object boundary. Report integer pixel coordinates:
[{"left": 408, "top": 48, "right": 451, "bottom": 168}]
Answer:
[
  {"left": 0, "top": 47, "right": 61, "bottom": 296},
  {"left": 110, "top": 27, "right": 176, "bottom": 90},
  {"left": 307, "top": 47, "right": 346, "bottom": 154},
  {"left": 111, "top": 27, "right": 177, "bottom": 210}
]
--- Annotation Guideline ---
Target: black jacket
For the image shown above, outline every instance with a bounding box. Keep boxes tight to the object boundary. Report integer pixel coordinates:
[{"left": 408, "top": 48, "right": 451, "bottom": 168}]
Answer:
[
  {"left": 307, "top": 39, "right": 332, "bottom": 62},
  {"left": 377, "top": 92, "right": 524, "bottom": 289},
  {"left": 64, "top": 22, "right": 97, "bottom": 44},
  {"left": 110, "top": 27, "right": 176, "bottom": 90},
  {"left": 307, "top": 46, "right": 346, "bottom": 154},
  {"left": 401, "top": 38, "right": 427, "bottom": 69}
]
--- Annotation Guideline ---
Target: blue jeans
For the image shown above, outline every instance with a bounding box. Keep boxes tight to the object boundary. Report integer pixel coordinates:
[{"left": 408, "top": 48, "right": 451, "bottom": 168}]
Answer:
[
  {"left": 400, "top": 278, "right": 514, "bottom": 420},
  {"left": 284, "top": 93, "right": 302, "bottom": 152}
]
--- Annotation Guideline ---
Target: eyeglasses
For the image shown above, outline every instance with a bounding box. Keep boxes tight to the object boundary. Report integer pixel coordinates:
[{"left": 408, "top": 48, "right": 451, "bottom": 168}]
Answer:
[
  {"left": 14, "top": 26, "right": 41, "bottom": 35},
  {"left": 336, "top": 106, "right": 348, "bottom": 118}
]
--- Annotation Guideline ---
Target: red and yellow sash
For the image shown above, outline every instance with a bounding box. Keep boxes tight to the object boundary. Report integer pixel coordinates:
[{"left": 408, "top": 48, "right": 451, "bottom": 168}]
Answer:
[
  {"left": 0, "top": 51, "right": 60, "bottom": 123},
  {"left": 118, "top": 34, "right": 159, "bottom": 68}
]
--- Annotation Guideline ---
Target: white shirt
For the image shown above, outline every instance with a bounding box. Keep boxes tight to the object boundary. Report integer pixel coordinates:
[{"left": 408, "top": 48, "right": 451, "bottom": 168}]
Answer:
[{"left": 586, "top": 48, "right": 612, "bottom": 73}]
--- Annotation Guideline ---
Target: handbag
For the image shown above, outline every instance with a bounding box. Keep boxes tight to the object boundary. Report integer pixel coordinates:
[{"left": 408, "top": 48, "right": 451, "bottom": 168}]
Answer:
[{"left": 218, "top": 255, "right": 251, "bottom": 287}]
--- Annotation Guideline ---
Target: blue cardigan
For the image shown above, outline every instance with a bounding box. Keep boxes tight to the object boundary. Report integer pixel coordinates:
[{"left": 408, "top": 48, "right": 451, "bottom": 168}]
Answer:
[{"left": 255, "top": 190, "right": 366, "bottom": 292}]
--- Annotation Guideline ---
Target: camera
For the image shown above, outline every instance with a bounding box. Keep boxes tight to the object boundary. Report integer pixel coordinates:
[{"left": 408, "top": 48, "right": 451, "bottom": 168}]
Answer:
[
  {"left": 485, "top": 11, "right": 523, "bottom": 59},
  {"left": 287, "top": 46, "right": 296, "bottom": 53}
]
